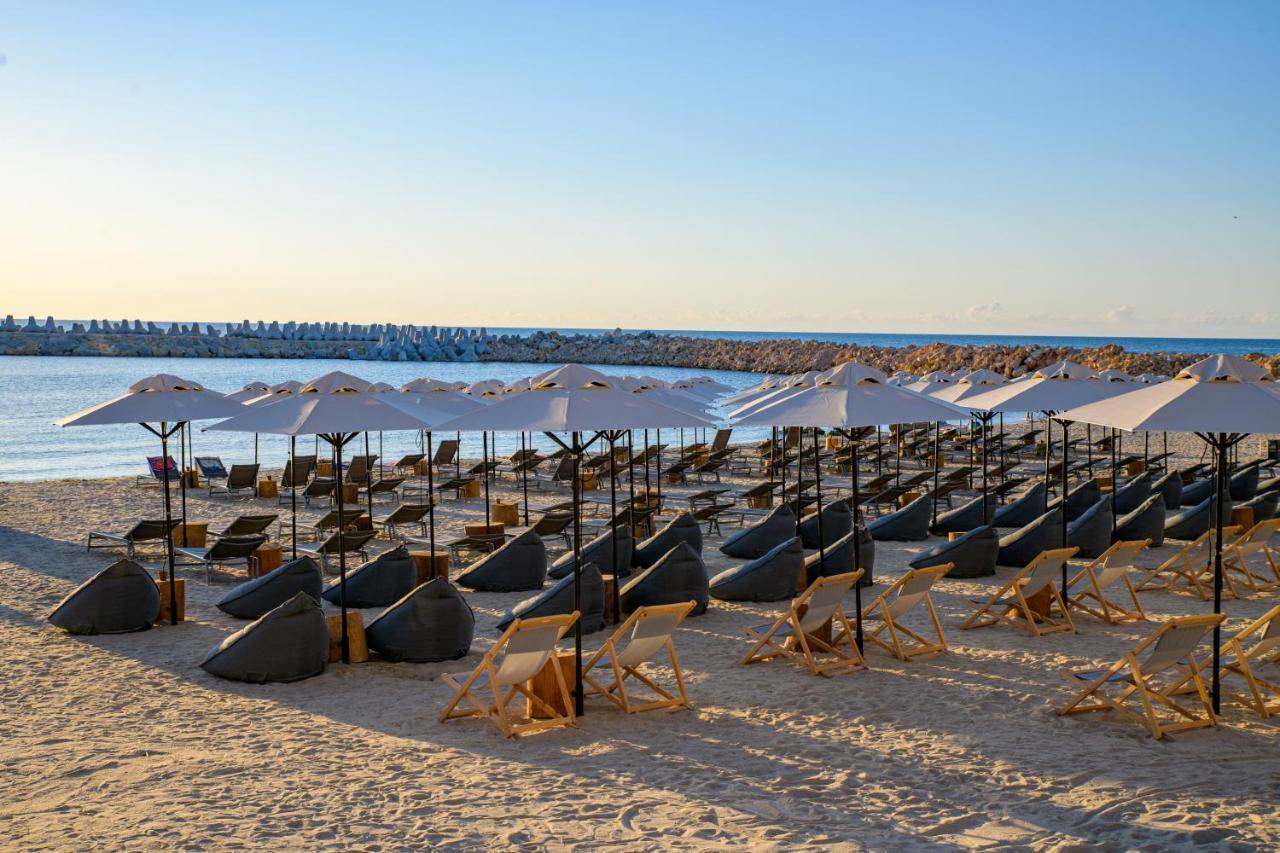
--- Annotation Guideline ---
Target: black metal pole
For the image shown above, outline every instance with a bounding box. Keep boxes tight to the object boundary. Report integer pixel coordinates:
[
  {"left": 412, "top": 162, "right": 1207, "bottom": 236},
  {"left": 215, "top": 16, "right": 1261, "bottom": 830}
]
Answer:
[
  {"left": 644, "top": 428, "right": 652, "bottom": 500},
  {"left": 1043, "top": 413, "right": 1053, "bottom": 513},
  {"left": 520, "top": 432, "right": 531, "bottom": 525},
  {"left": 571, "top": 432, "right": 585, "bottom": 716},
  {"left": 482, "top": 431, "right": 491, "bottom": 528},
  {"left": 290, "top": 435, "right": 297, "bottom": 559},
  {"left": 981, "top": 413, "right": 989, "bottom": 524},
  {"left": 1060, "top": 419, "right": 1071, "bottom": 592},
  {"left": 152, "top": 422, "right": 179, "bottom": 625},
  {"left": 608, "top": 431, "right": 620, "bottom": 623},
  {"left": 998, "top": 412, "right": 1005, "bottom": 485},
  {"left": 331, "top": 432, "right": 351, "bottom": 664},
  {"left": 813, "top": 427, "right": 825, "bottom": 572},
  {"left": 655, "top": 428, "right": 662, "bottom": 510},
  {"left": 1211, "top": 432, "right": 1230, "bottom": 713},
  {"left": 849, "top": 435, "right": 864, "bottom": 651},
  {"left": 178, "top": 422, "right": 189, "bottom": 548},
  {"left": 426, "top": 431, "right": 436, "bottom": 556},
  {"left": 932, "top": 420, "right": 941, "bottom": 527},
  {"left": 363, "top": 432, "right": 373, "bottom": 522}
]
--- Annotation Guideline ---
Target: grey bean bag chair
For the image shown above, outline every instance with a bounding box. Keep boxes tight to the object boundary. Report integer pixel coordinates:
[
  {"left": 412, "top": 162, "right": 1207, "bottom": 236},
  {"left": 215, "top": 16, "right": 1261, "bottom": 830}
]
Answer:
[
  {"left": 1048, "top": 479, "right": 1103, "bottom": 523},
  {"left": 993, "top": 482, "right": 1048, "bottom": 528},
  {"left": 1165, "top": 496, "right": 1226, "bottom": 541},
  {"left": 1152, "top": 471, "right": 1183, "bottom": 509},
  {"left": 200, "top": 592, "right": 329, "bottom": 684},
  {"left": 709, "top": 537, "right": 803, "bottom": 602},
  {"left": 868, "top": 494, "right": 931, "bottom": 542},
  {"left": 455, "top": 529, "right": 547, "bottom": 592},
  {"left": 1258, "top": 476, "right": 1280, "bottom": 496},
  {"left": 1113, "top": 494, "right": 1166, "bottom": 547},
  {"left": 321, "top": 546, "right": 417, "bottom": 608},
  {"left": 366, "top": 578, "right": 475, "bottom": 662},
  {"left": 997, "top": 509, "right": 1063, "bottom": 568},
  {"left": 1113, "top": 473, "right": 1154, "bottom": 516},
  {"left": 498, "top": 562, "right": 605, "bottom": 634},
  {"left": 930, "top": 494, "right": 997, "bottom": 536},
  {"left": 550, "top": 525, "right": 632, "bottom": 579},
  {"left": 1230, "top": 464, "right": 1260, "bottom": 501},
  {"left": 218, "top": 556, "right": 323, "bottom": 620},
  {"left": 1238, "top": 490, "right": 1279, "bottom": 522},
  {"left": 799, "top": 501, "right": 853, "bottom": 550},
  {"left": 720, "top": 504, "right": 796, "bottom": 559},
  {"left": 48, "top": 559, "right": 159, "bottom": 634},
  {"left": 1067, "top": 498, "right": 1114, "bottom": 559},
  {"left": 620, "top": 542, "right": 709, "bottom": 616},
  {"left": 1180, "top": 479, "right": 1214, "bottom": 507},
  {"left": 803, "top": 526, "right": 875, "bottom": 586},
  {"left": 634, "top": 512, "right": 702, "bottom": 569},
  {"left": 910, "top": 525, "right": 998, "bottom": 578}
]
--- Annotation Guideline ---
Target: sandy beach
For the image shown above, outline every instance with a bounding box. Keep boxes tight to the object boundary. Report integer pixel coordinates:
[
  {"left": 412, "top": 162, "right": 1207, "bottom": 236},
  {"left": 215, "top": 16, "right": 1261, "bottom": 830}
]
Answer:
[{"left": 2, "top": 429, "right": 1278, "bottom": 850}]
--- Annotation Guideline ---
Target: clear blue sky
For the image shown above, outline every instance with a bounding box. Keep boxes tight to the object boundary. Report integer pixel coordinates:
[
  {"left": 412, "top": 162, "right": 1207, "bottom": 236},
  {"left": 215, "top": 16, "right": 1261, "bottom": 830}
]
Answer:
[{"left": 2, "top": 2, "right": 1277, "bottom": 337}]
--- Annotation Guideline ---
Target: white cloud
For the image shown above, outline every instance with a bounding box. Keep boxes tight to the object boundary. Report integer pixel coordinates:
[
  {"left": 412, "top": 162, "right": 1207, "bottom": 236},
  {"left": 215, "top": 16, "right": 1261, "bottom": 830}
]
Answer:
[
  {"left": 966, "top": 302, "right": 1001, "bottom": 320},
  {"left": 1106, "top": 305, "right": 1137, "bottom": 324}
]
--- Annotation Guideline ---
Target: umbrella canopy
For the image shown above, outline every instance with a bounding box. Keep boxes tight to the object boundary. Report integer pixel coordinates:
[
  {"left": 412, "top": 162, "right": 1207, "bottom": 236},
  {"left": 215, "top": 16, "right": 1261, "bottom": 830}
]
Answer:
[
  {"left": 960, "top": 361, "right": 1120, "bottom": 414},
  {"left": 204, "top": 371, "right": 433, "bottom": 436},
  {"left": 57, "top": 374, "right": 246, "bottom": 427},
  {"left": 719, "top": 375, "right": 783, "bottom": 408},
  {"left": 726, "top": 371, "right": 826, "bottom": 419},
  {"left": 465, "top": 379, "right": 506, "bottom": 399},
  {"left": 903, "top": 371, "right": 955, "bottom": 394},
  {"left": 224, "top": 382, "right": 271, "bottom": 404},
  {"left": 929, "top": 370, "right": 1007, "bottom": 405}
]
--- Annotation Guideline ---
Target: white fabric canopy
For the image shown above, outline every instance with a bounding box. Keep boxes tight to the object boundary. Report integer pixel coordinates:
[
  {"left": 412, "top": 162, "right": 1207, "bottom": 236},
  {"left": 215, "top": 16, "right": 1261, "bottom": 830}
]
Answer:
[
  {"left": 960, "top": 360, "right": 1123, "bottom": 414},
  {"left": 57, "top": 374, "right": 246, "bottom": 426},
  {"left": 224, "top": 382, "right": 270, "bottom": 404},
  {"left": 204, "top": 371, "right": 433, "bottom": 436}
]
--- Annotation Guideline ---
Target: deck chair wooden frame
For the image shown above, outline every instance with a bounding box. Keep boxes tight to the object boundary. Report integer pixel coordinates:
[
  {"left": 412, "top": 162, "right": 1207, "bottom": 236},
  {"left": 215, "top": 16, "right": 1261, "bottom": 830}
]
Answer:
[
  {"left": 1224, "top": 519, "right": 1280, "bottom": 592},
  {"left": 1059, "top": 614, "right": 1225, "bottom": 739},
  {"left": 741, "top": 571, "right": 866, "bottom": 676},
  {"left": 852, "top": 565, "right": 950, "bottom": 660},
  {"left": 439, "top": 613, "right": 579, "bottom": 738},
  {"left": 1136, "top": 527, "right": 1240, "bottom": 600},
  {"left": 583, "top": 601, "right": 696, "bottom": 712},
  {"left": 1066, "top": 539, "right": 1150, "bottom": 624},
  {"left": 962, "top": 547, "right": 1078, "bottom": 637},
  {"left": 1216, "top": 605, "right": 1280, "bottom": 718}
]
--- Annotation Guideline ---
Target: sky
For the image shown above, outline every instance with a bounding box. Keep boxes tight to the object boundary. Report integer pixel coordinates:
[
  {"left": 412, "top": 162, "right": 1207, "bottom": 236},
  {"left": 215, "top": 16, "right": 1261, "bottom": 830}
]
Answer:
[{"left": 2, "top": 2, "right": 1278, "bottom": 338}]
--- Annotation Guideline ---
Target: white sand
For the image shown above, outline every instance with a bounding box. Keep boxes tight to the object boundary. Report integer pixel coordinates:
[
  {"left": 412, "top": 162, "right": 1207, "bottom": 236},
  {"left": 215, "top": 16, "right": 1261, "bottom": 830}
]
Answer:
[{"left": 2, "top": 433, "right": 1278, "bottom": 849}]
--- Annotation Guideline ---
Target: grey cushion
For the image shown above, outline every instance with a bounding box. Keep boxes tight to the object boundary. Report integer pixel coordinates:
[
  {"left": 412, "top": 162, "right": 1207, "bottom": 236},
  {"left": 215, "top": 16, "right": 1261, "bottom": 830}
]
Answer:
[
  {"left": 868, "top": 494, "right": 930, "bottom": 541},
  {"left": 550, "top": 525, "right": 632, "bottom": 579},
  {"left": 322, "top": 545, "right": 418, "bottom": 608},
  {"left": 1180, "top": 479, "right": 1214, "bottom": 507},
  {"left": 710, "top": 536, "right": 803, "bottom": 602},
  {"left": 200, "top": 592, "right": 329, "bottom": 683},
  {"left": 1165, "top": 496, "right": 1226, "bottom": 541},
  {"left": 720, "top": 504, "right": 796, "bottom": 559},
  {"left": 1113, "top": 494, "right": 1165, "bottom": 547},
  {"left": 1068, "top": 497, "right": 1114, "bottom": 559},
  {"left": 365, "top": 578, "right": 474, "bottom": 662},
  {"left": 1230, "top": 464, "right": 1260, "bottom": 501},
  {"left": 930, "top": 494, "right": 996, "bottom": 536},
  {"left": 1113, "top": 473, "right": 1154, "bottom": 516},
  {"left": 1239, "top": 490, "right": 1279, "bottom": 522},
  {"left": 993, "top": 482, "right": 1048, "bottom": 528},
  {"left": 217, "top": 556, "right": 322, "bottom": 620},
  {"left": 456, "top": 529, "right": 547, "bottom": 592},
  {"left": 48, "top": 559, "right": 159, "bottom": 634},
  {"left": 799, "top": 501, "right": 853, "bottom": 550},
  {"left": 498, "top": 562, "right": 604, "bottom": 634},
  {"left": 634, "top": 512, "right": 702, "bottom": 569},
  {"left": 1049, "top": 479, "right": 1102, "bottom": 523},
  {"left": 1152, "top": 471, "right": 1183, "bottom": 509},
  {"left": 804, "top": 526, "right": 875, "bottom": 587},
  {"left": 910, "top": 525, "right": 998, "bottom": 578},
  {"left": 620, "top": 542, "right": 709, "bottom": 616},
  {"left": 1258, "top": 476, "right": 1280, "bottom": 497},
  {"left": 998, "top": 509, "right": 1063, "bottom": 568}
]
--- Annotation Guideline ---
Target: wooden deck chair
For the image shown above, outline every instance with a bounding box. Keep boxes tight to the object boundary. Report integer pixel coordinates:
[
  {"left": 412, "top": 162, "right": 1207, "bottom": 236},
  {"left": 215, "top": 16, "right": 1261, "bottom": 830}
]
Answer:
[
  {"left": 1066, "top": 539, "right": 1150, "bottom": 624},
  {"left": 1058, "top": 613, "right": 1225, "bottom": 739},
  {"left": 961, "top": 547, "right": 1078, "bottom": 637},
  {"left": 741, "top": 571, "right": 866, "bottom": 676},
  {"left": 583, "top": 601, "right": 696, "bottom": 712},
  {"left": 1136, "top": 527, "right": 1240, "bottom": 600},
  {"left": 1216, "top": 605, "right": 1280, "bottom": 718},
  {"left": 1224, "top": 519, "right": 1280, "bottom": 591},
  {"left": 852, "top": 565, "right": 950, "bottom": 661},
  {"left": 439, "top": 613, "right": 579, "bottom": 738}
]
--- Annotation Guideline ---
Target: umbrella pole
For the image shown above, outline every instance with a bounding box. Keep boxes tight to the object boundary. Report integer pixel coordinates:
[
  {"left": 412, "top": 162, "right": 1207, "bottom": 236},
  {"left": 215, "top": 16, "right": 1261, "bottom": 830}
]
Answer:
[
  {"left": 644, "top": 428, "right": 652, "bottom": 501},
  {"left": 1060, "top": 420, "right": 1071, "bottom": 591},
  {"left": 627, "top": 430, "right": 635, "bottom": 514},
  {"left": 178, "top": 422, "right": 189, "bottom": 548},
  {"left": 455, "top": 431, "right": 461, "bottom": 480},
  {"left": 148, "top": 422, "right": 180, "bottom": 625},
  {"left": 255, "top": 433, "right": 259, "bottom": 466},
  {"left": 780, "top": 424, "right": 788, "bottom": 515},
  {"left": 813, "top": 427, "right": 824, "bottom": 571},
  {"left": 330, "top": 432, "right": 353, "bottom": 664},
  {"left": 427, "top": 431, "right": 436, "bottom": 555},
  {"left": 895, "top": 424, "right": 901, "bottom": 487},
  {"left": 364, "top": 433, "right": 374, "bottom": 522},
  {"left": 482, "top": 431, "right": 491, "bottom": 528},
  {"left": 1043, "top": 413, "right": 1053, "bottom": 513},
  {"left": 655, "top": 428, "right": 662, "bottom": 510},
  {"left": 568, "top": 432, "right": 586, "bottom": 716},
  {"left": 981, "top": 414, "right": 989, "bottom": 525},
  {"left": 849, "top": 434, "right": 864, "bottom": 651},
  {"left": 290, "top": 435, "right": 298, "bottom": 559},
  {"left": 999, "top": 413, "right": 1006, "bottom": 485},
  {"left": 608, "top": 431, "right": 620, "bottom": 622},
  {"left": 520, "top": 432, "right": 530, "bottom": 525},
  {"left": 379, "top": 432, "right": 383, "bottom": 481},
  {"left": 1210, "top": 432, "right": 1230, "bottom": 713},
  {"left": 876, "top": 426, "right": 882, "bottom": 477},
  {"left": 932, "top": 421, "right": 941, "bottom": 527}
]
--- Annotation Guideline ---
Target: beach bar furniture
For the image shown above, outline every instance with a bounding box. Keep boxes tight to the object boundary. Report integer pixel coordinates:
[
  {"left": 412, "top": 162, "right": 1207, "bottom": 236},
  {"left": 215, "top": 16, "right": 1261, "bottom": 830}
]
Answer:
[
  {"left": 852, "top": 565, "right": 950, "bottom": 661},
  {"left": 1214, "top": 605, "right": 1280, "bottom": 718},
  {"left": 87, "top": 518, "right": 180, "bottom": 559},
  {"left": 1065, "top": 539, "right": 1150, "bottom": 624},
  {"left": 740, "top": 571, "right": 866, "bottom": 676},
  {"left": 962, "top": 547, "right": 1078, "bottom": 637},
  {"left": 581, "top": 601, "right": 696, "bottom": 713}
]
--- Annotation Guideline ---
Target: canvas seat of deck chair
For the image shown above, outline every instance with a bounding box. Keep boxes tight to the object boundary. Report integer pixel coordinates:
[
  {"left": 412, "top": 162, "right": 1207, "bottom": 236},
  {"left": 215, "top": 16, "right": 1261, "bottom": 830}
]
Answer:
[
  {"left": 741, "top": 571, "right": 866, "bottom": 676},
  {"left": 176, "top": 535, "right": 267, "bottom": 583},
  {"left": 1059, "top": 613, "right": 1225, "bottom": 739},
  {"left": 1224, "top": 519, "right": 1280, "bottom": 592},
  {"left": 583, "top": 601, "right": 697, "bottom": 712},
  {"left": 86, "top": 518, "right": 179, "bottom": 558},
  {"left": 194, "top": 456, "right": 228, "bottom": 481},
  {"left": 1066, "top": 539, "right": 1150, "bottom": 624},
  {"left": 296, "top": 529, "right": 376, "bottom": 574},
  {"left": 439, "top": 612, "right": 579, "bottom": 738},
  {"left": 962, "top": 547, "right": 1078, "bottom": 637},
  {"left": 848, "top": 564, "right": 951, "bottom": 661},
  {"left": 1214, "top": 605, "right": 1280, "bottom": 718},
  {"left": 208, "top": 463, "right": 260, "bottom": 499},
  {"left": 1136, "top": 527, "right": 1241, "bottom": 600}
]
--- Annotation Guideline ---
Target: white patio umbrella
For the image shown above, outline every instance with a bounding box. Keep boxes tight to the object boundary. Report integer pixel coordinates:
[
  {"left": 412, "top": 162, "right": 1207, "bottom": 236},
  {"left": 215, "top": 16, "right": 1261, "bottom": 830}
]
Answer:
[
  {"left": 224, "top": 382, "right": 270, "bottom": 404},
  {"left": 1056, "top": 354, "right": 1280, "bottom": 710},
  {"left": 56, "top": 375, "right": 245, "bottom": 624},
  {"left": 436, "top": 363, "right": 715, "bottom": 715},
  {"left": 205, "top": 370, "right": 435, "bottom": 662},
  {"left": 926, "top": 370, "right": 1008, "bottom": 523},
  {"left": 719, "top": 375, "right": 784, "bottom": 408},
  {"left": 903, "top": 371, "right": 955, "bottom": 395},
  {"left": 734, "top": 362, "right": 967, "bottom": 649}
]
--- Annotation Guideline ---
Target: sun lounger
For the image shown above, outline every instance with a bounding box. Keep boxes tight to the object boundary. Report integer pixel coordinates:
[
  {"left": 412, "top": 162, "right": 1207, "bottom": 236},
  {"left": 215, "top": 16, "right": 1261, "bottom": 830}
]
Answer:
[
  {"left": 207, "top": 463, "right": 260, "bottom": 499},
  {"left": 962, "top": 547, "right": 1078, "bottom": 637},
  {"left": 1065, "top": 539, "right": 1149, "bottom": 624},
  {"left": 392, "top": 453, "right": 425, "bottom": 474},
  {"left": 194, "top": 456, "right": 228, "bottom": 481},
  {"left": 1058, "top": 613, "right": 1225, "bottom": 738},
  {"left": 435, "top": 476, "right": 477, "bottom": 500},
  {"left": 297, "top": 507, "right": 366, "bottom": 542},
  {"left": 372, "top": 503, "right": 432, "bottom": 540},
  {"left": 300, "top": 476, "right": 336, "bottom": 506},
  {"left": 176, "top": 535, "right": 267, "bottom": 583},
  {"left": 581, "top": 602, "right": 696, "bottom": 712},
  {"left": 1214, "top": 605, "right": 1280, "bottom": 718},
  {"left": 1135, "top": 527, "right": 1241, "bottom": 600},
  {"left": 278, "top": 457, "right": 317, "bottom": 503},
  {"left": 1223, "top": 518, "right": 1280, "bottom": 591},
  {"left": 849, "top": 565, "right": 950, "bottom": 661},
  {"left": 741, "top": 571, "right": 866, "bottom": 676},
  {"left": 362, "top": 477, "right": 405, "bottom": 505},
  {"left": 439, "top": 612, "right": 579, "bottom": 738},
  {"left": 86, "top": 518, "right": 179, "bottom": 558},
  {"left": 431, "top": 439, "right": 459, "bottom": 472},
  {"left": 137, "top": 455, "right": 181, "bottom": 486},
  {"left": 296, "top": 528, "right": 377, "bottom": 574},
  {"left": 344, "top": 454, "right": 377, "bottom": 486},
  {"left": 209, "top": 513, "right": 278, "bottom": 541}
]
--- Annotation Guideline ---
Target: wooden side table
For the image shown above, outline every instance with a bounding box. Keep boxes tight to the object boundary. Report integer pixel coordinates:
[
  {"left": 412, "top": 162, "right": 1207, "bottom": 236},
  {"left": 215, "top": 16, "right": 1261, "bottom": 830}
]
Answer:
[
  {"left": 602, "top": 576, "right": 617, "bottom": 625},
  {"left": 170, "top": 522, "right": 208, "bottom": 548},
  {"left": 341, "top": 482, "right": 360, "bottom": 504},
  {"left": 1231, "top": 506, "right": 1255, "bottom": 533},
  {"left": 409, "top": 550, "right": 450, "bottom": 584},
  {"left": 156, "top": 577, "right": 186, "bottom": 623},
  {"left": 527, "top": 650, "right": 576, "bottom": 718},
  {"left": 461, "top": 479, "right": 482, "bottom": 498},
  {"left": 327, "top": 612, "right": 369, "bottom": 663},
  {"left": 493, "top": 500, "right": 520, "bottom": 526},
  {"left": 252, "top": 542, "right": 283, "bottom": 577},
  {"left": 464, "top": 522, "right": 505, "bottom": 538}
]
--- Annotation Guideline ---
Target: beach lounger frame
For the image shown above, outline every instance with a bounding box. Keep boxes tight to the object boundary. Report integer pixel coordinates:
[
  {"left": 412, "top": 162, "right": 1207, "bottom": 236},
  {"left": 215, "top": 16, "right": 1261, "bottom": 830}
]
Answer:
[
  {"left": 1223, "top": 519, "right": 1280, "bottom": 591},
  {"left": 853, "top": 565, "right": 950, "bottom": 661},
  {"left": 1066, "top": 539, "right": 1150, "bottom": 624},
  {"left": 742, "top": 571, "right": 866, "bottom": 675},
  {"left": 583, "top": 601, "right": 696, "bottom": 713},
  {"left": 961, "top": 547, "right": 1078, "bottom": 637},
  {"left": 1210, "top": 605, "right": 1280, "bottom": 718},
  {"left": 1135, "top": 528, "right": 1240, "bottom": 600}
]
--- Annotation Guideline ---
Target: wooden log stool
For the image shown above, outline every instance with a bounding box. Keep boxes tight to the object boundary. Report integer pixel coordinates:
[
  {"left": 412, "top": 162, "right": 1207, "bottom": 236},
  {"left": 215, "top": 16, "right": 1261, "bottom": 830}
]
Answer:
[
  {"left": 464, "top": 522, "right": 505, "bottom": 538},
  {"left": 340, "top": 482, "right": 360, "bottom": 504},
  {"left": 461, "top": 479, "right": 482, "bottom": 499},
  {"left": 155, "top": 575, "right": 186, "bottom": 624},
  {"left": 327, "top": 612, "right": 369, "bottom": 663},
  {"left": 1231, "top": 506, "right": 1255, "bottom": 533},
  {"left": 251, "top": 542, "right": 283, "bottom": 578},
  {"left": 527, "top": 650, "right": 576, "bottom": 718},
  {"left": 493, "top": 499, "right": 520, "bottom": 527},
  {"left": 409, "top": 550, "right": 450, "bottom": 585},
  {"left": 170, "top": 522, "right": 208, "bottom": 549},
  {"left": 257, "top": 478, "right": 279, "bottom": 499}
]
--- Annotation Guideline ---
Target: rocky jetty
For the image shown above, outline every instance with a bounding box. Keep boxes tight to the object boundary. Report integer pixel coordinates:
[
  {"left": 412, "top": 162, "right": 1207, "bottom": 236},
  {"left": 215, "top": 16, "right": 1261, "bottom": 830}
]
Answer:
[{"left": 1, "top": 315, "right": 1276, "bottom": 377}]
